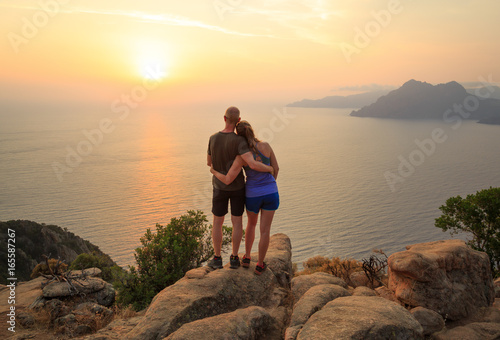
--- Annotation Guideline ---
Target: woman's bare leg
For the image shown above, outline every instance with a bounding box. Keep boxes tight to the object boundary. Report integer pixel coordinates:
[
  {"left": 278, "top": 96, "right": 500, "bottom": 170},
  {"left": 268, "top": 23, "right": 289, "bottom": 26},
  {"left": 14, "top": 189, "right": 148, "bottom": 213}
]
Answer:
[
  {"left": 257, "top": 210, "right": 275, "bottom": 266},
  {"left": 245, "top": 210, "right": 259, "bottom": 258}
]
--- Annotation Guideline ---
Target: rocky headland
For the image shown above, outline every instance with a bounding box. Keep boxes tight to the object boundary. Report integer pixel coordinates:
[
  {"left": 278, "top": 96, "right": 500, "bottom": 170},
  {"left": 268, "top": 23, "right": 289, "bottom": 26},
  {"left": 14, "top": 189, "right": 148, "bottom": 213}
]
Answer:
[
  {"left": 0, "top": 220, "right": 116, "bottom": 283},
  {"left": 350, "top": 80, "right": 500, "bottom": 124},
  {"left": 2, "top": 232, "right": 500, "bottom": 339}
]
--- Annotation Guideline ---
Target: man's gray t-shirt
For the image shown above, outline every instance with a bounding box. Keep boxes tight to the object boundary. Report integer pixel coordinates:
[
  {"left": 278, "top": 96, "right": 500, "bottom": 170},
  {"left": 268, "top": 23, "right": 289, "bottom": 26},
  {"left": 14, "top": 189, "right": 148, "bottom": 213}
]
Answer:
[{"left": 208, "top": 132, "right": 249, "bottom": 191}]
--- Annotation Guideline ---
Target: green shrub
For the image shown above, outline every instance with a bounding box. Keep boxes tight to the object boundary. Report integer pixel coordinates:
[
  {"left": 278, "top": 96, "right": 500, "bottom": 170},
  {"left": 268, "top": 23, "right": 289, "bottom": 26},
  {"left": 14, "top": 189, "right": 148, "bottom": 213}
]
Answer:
[
  {"left": 435, "top": 187, "right": 500, "bottom": 275},
  {"left": 114, "top": 210, "right": 232, "bottom": 311},
  {"left": 70, "top": 251, "right": 122, "bottom": 282}
]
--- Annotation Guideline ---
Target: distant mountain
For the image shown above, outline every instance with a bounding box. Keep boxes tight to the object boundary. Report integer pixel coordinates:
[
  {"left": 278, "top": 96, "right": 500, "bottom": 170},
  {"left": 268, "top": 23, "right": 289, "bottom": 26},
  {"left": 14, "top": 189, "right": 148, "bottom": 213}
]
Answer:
[
  {"left": 287, "top": 90, "right": 391, "bottom": 109},
  {"left": 466, "top": 85, "right": 500, "bottom": 100},
  {"left": 350, "top": 80, "right": 500, "bottom": 124}
]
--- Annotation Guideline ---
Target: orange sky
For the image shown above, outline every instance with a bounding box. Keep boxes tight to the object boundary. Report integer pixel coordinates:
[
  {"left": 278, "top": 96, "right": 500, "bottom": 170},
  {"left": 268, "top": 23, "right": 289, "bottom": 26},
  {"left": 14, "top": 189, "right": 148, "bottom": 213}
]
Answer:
[{"left": 1, "top": 0, "right": 499, "bottom": 108}]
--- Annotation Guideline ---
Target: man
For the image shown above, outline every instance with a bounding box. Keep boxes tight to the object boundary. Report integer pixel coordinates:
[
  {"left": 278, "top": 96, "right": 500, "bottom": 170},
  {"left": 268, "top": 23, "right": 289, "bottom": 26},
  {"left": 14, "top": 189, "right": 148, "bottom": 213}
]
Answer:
[{"left": 207, "top": 106, "right": 272, "bottom": 269}]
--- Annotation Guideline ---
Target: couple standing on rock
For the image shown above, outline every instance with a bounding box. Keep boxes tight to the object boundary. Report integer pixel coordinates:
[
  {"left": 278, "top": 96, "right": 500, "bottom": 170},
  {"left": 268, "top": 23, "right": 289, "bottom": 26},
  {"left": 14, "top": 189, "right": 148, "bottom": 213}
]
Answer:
[{"left": 207, "top": 106, "right": 280, "bottom": 275}]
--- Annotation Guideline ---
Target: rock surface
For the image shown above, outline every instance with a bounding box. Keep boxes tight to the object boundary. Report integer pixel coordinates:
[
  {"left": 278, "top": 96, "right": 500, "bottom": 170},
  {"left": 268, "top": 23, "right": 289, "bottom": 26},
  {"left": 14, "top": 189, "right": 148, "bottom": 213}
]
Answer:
[
  {"left": 349, "top": 271, "right": 381, "bottom": 288},
  {"left": 296, "top": 296, "right": 424, "bottom": 339},
  {"left": 291, "top": 272, "right": 347, "bottom": 303},
  {"left": 126, "top": 233, "right": 293, "bottom": 340},
  {"left": 494, "top": 278, "right": 500, "bottom": 298},
  {"left": 286, "top": 284, "right": 350, "bottom": 340},
  {"left": 375, "top": 286, "right": 401, "bottom": 304},
  {"left": 289, "top": 284, "right": 350, "bottom": 328},
  {"left": 433, "top": 322, "right": 500, "bottom": 340},
  {"left": 388, "top": 239, "right": 494, "bottom": 321},
  {"left": 352, "top": 286, "right": 377, "bottom": 297},
  {"left": 410, "top": 306, "right": 445, "bottom": 336},
  {"left": 43, "top": 277, "right": 107, "bottom": 297},
  {"left": 0, "top": 277, "right": 45, "bottom": 314},
  {"left": 7, "top": 232, "right": 499, "bottom": 340},
  {"left": 165, "top": 306, "right": 277, "bottom": 340}
]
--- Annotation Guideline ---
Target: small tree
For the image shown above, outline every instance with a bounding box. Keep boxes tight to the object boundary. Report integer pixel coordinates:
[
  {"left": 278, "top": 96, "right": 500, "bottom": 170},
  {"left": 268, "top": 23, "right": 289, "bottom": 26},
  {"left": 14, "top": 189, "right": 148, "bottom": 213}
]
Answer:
[
  {"left": 70, "top": 251, "right": 123, "bottom": 282},
  {"left": 115, "top": 210, "right": 232, "bottom": 310},
  {"left": 435, "top": 187, "right": 500, "bottom": 273}
]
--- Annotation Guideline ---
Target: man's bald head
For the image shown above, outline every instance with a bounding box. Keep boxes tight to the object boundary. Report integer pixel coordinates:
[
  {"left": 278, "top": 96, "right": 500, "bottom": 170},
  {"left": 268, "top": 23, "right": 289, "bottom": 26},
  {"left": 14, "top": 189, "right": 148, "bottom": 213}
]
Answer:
[{"left": 224, "top": 106, "right": 240, "bottom": 125}]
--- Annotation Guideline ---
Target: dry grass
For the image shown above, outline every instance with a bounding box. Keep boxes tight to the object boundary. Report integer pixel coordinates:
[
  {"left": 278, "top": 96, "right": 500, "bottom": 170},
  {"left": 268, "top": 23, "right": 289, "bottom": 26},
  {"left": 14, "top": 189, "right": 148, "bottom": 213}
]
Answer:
[{"left": 295, "top": 255, "right": 363, "bottom": 285}]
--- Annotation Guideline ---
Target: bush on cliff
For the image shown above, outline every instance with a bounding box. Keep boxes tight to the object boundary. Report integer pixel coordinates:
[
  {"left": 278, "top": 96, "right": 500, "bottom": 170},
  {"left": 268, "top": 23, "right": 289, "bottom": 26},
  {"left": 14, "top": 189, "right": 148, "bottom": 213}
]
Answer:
[
  {"left": 435, "top": 186, "right": 500, "bottom": 274},
  {"left": 70, "top": 251, "right": 124, "bottom": 282},
  {"left": 114, "top": 210, "right": 232, "bottom": 310}
]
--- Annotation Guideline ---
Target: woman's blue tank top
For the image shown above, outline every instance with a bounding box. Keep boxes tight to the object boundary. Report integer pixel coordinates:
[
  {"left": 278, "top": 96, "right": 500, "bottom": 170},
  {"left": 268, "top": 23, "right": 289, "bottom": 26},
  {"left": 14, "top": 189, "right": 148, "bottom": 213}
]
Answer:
[{"left": 244, "top": 143, "right": 278, "bottom": 198}]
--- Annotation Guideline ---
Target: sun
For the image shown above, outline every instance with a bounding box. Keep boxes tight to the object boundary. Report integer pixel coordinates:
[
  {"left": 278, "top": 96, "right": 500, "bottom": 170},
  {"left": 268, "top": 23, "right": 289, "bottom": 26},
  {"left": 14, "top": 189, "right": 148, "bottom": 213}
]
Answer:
[
  {"left": 139, "top": 58, "right": 168, "bottom": 81},
  {"left": 136, "top": 40, "right": 170, "bottom": 81}
]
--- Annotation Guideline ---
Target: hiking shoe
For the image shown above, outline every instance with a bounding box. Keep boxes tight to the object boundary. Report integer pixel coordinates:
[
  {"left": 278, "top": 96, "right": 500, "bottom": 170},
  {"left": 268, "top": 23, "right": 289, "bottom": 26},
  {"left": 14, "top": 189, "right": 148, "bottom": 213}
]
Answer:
[
  {"left": 242, "top": 255, "right": 251, "bottom": 268},
  {"left": 208, "top": 256, "right": 223, "bottom": 269},
  {"left": 229, "top": 255, "right": 240, "bottom": 269},
  {"left": 254, "top": 262, "right": 267, "bottom": 275}
]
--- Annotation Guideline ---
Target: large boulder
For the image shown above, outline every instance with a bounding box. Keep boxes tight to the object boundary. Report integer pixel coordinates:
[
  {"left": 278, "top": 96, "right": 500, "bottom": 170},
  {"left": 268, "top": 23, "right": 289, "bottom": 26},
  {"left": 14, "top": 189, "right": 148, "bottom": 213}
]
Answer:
[
  {"left": 296, "top": 296, "right": 424, "bottom": 339},
  {"left": 494, "top": 277, "right": 500, "bottom": 298},
  {"left": 291, "top": 272, "right": 347, "bottom": 303},
  {"left": 410, "top": 306, "right": 445, "bottom": 336},
  {"left": 126, "top": 233, "right": 293, "bottom": 340},
  {"left": 165, "top": 306, "right": 277, "bottom": 340},
  {"left": 352, "top": 286, "right": 377, "bottom": 297},
  {"left": 80, "top": 314, "right": 145, "bottom": 340},
  {"left": 432, "top": 322, "right": 500, "bottom": 340},
  {"left": 285, "top": 284, "right": 350, "bottom": 339},
  {"left": 42, "top": 277, "right": 107, "bottom": 298},
  {"left": 349, "top": 271, "right": 381, "bottom": 288},
  {"left": 289, "top": 284, "right": 350, "bottom": 327},
  {"left": 388, "top": 239, "right": 494, "bottom": 321}
]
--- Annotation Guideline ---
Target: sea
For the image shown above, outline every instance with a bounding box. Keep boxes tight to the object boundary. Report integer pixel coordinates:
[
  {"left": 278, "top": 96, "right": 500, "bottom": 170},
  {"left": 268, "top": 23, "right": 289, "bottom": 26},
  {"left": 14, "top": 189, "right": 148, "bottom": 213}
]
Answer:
[{"left": 1, "top": 104, "right": 500, "bottom": 268}]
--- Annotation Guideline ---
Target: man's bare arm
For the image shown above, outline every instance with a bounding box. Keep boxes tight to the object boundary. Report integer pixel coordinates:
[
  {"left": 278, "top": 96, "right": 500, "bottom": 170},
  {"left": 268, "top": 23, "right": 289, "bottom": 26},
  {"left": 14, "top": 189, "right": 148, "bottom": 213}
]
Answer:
[{"left": 207, "top": 154, "right": 212, "bottom": 166}]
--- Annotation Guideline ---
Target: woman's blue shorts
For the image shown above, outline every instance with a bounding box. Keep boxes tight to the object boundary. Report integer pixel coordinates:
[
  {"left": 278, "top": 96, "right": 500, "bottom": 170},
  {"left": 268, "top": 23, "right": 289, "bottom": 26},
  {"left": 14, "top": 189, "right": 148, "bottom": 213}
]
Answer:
[{"left": 246, "top": 192, "right": 280, "bottom": 214}]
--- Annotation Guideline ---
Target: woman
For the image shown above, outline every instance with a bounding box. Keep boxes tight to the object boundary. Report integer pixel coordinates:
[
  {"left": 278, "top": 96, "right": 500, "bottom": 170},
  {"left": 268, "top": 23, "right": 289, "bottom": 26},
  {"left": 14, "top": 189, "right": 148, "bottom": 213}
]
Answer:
[{"left": 210, "top": 120, "right": 279, "bottom": 275}]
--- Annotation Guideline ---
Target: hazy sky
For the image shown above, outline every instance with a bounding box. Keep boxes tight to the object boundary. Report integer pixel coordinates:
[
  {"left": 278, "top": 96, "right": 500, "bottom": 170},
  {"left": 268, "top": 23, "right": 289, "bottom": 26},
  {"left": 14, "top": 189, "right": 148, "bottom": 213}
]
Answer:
[{"left": 1, "top": 0, "right": 499, "bottom": 107}]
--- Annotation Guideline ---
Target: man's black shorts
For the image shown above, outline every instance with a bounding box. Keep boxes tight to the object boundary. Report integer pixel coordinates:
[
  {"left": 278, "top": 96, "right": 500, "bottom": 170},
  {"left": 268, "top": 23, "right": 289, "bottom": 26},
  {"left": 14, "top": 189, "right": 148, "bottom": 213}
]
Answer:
[{"left": 212, "top": 187, "right": 245, "bottom": 217}]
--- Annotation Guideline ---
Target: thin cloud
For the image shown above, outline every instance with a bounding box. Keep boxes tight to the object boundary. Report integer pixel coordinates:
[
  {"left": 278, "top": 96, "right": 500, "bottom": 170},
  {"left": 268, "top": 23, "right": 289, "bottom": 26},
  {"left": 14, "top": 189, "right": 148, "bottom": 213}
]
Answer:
[
  {"left": 0, "top": 3, "right": 279, "bottom": 40},
  {"left": 72, "top": 8, "right": 277, "bottom": 38},
  {"left": 234, "top": 2, "right": 345, "bottom": 46}
]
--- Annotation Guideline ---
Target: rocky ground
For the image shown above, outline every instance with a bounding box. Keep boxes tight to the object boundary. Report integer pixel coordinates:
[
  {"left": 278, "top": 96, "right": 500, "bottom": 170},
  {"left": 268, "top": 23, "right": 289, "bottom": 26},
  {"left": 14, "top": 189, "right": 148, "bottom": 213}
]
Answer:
[{"left": 2, "top": 234, "right": 500, "bottom": 339}]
